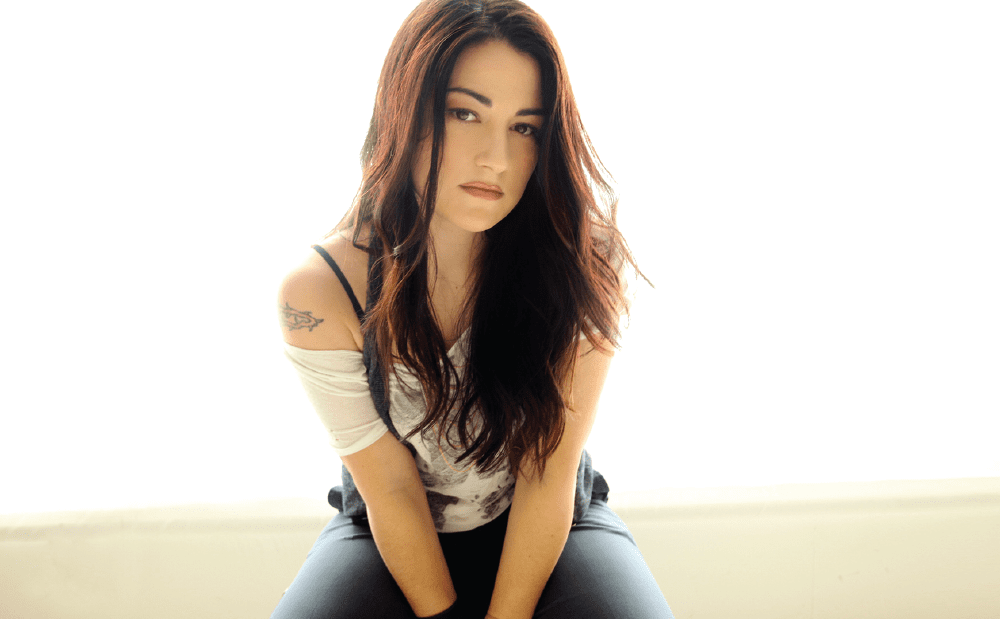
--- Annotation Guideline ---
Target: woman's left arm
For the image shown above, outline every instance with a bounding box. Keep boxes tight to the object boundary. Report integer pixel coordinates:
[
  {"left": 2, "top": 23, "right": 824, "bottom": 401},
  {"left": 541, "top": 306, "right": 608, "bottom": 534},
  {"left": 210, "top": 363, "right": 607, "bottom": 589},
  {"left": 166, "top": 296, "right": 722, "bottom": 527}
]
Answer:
[{"left": 486, "top": 339, "right": 615, "bottom": 619}]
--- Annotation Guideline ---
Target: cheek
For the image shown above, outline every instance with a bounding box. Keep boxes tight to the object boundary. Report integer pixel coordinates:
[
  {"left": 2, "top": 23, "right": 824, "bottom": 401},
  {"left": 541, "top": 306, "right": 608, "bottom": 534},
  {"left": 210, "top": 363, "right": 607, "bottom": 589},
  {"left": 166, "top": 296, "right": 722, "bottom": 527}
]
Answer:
[{"left": 517, "top": 142, "right": 539, "bottom": 181}]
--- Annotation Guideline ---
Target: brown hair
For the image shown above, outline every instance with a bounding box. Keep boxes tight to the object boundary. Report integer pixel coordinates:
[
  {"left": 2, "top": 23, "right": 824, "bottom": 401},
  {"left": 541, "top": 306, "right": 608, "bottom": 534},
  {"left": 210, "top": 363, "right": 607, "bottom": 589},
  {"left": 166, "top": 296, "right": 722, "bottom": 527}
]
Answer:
[{"left": 337, "top": 0, "right": 643, "bottom": 477}]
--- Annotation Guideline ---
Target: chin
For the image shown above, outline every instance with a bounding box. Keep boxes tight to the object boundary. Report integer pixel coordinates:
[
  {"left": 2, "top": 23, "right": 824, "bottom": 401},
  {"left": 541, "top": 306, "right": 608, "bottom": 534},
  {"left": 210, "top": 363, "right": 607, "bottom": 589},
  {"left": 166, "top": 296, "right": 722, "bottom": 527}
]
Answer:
[{"left": 451, "top": 206, "right": 517, "bottom": 234}]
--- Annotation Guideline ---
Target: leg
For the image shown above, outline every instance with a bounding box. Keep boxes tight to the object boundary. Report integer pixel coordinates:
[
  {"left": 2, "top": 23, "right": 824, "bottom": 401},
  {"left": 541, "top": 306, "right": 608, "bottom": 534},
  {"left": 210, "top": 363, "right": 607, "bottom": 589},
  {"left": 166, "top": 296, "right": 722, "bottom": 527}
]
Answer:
[
  {"left": 534, "top": 500, "right": 674, "bottom": 619},
  {"left": 271, "top": 514, "right": 414, "bottom": 619}
]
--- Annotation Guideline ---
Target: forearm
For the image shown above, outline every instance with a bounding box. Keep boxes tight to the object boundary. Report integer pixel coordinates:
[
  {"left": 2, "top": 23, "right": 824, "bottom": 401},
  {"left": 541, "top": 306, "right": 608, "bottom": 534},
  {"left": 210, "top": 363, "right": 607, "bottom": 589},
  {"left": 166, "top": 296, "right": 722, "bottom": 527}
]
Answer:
[
  {"left": 367, "top": 484, "right": 457, "bottom": 617},
  {"left": 487, "top": 481, "right": 575, "bottom": 619},
  {"left": 488, "top": 343, "right": 612, "bottom": 619}
]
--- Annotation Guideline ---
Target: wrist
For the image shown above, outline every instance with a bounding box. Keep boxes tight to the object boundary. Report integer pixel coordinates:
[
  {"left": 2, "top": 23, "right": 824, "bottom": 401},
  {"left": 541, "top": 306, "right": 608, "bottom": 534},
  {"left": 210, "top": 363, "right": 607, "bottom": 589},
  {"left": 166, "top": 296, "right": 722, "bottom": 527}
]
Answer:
[{"left": 418, "top": 597, "right": 459, "bottom": 619}]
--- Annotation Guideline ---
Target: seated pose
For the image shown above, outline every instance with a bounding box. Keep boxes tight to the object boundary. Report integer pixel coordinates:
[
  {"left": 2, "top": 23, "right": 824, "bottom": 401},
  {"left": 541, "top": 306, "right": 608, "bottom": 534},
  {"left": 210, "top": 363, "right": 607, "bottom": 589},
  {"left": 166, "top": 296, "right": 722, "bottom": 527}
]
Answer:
[{"left": 274, "top": 1, "right": 673, "bottom": 617}]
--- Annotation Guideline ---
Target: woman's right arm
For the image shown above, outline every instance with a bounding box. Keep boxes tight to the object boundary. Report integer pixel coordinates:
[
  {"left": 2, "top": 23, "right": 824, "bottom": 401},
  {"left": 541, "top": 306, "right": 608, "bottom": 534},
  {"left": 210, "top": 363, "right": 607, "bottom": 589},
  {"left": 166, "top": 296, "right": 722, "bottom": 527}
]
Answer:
[
  {"left": 278, "top": 253, "right": 457, "bottom": 617},
  {"left": 342, "top": 433, "right": 458, "bottom": 616}
]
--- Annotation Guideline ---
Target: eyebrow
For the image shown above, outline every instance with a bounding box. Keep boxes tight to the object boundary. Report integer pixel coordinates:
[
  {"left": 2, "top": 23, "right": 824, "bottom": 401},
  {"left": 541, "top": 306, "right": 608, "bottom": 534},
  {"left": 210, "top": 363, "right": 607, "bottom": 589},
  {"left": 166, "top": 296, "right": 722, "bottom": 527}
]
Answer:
[{"left": 446, "top": 87, "right": 546, "bottom": 117}]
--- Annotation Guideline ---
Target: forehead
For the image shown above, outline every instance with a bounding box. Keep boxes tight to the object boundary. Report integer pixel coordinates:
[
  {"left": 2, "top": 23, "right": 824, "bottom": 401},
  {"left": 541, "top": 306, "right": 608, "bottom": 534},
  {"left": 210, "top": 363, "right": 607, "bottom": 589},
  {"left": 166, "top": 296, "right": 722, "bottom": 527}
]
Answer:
[{"left": 448, "top": 39, "right": 542, "bottom": 108}]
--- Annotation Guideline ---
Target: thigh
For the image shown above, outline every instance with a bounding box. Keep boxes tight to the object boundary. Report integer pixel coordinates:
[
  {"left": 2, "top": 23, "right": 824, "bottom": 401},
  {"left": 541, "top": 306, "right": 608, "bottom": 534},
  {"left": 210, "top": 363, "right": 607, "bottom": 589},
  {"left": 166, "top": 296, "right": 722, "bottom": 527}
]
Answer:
[
  {"left": 534, "top": 501, "right": 674, "bottom": 619},
  {"left": 270, "top": 514, "right": 414, "bottom": 619}
]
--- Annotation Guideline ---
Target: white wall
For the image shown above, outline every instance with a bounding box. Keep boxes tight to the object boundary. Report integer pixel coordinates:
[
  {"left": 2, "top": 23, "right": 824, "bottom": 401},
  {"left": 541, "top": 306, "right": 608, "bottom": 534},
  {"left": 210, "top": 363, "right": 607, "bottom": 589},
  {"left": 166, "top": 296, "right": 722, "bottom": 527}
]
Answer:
[{"left": 1, "top": 0, "right": 998, "bottom": 514}]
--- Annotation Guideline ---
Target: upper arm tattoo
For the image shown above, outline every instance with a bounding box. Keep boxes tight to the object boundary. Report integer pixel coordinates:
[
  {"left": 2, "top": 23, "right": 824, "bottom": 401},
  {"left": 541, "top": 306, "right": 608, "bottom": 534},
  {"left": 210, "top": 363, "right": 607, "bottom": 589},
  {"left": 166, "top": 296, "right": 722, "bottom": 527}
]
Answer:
[{"left": 280, "top": 301, "right": 325, "bottom": 332}]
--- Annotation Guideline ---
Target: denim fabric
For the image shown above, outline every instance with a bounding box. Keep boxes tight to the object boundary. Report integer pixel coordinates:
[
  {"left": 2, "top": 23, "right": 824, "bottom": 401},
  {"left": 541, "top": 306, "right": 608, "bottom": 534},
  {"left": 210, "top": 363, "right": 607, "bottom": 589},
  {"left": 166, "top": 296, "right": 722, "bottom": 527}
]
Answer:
[{"left": 271, "top": 500, "right": 673, "bottom": 619}]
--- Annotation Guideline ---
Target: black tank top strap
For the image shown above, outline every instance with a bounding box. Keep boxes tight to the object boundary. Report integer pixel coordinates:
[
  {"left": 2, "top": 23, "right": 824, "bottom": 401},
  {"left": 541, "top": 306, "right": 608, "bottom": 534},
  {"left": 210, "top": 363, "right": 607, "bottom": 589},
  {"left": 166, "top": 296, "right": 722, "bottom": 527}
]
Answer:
[{"left": 311, "top": 244, "right": 364, "bottom": 323}]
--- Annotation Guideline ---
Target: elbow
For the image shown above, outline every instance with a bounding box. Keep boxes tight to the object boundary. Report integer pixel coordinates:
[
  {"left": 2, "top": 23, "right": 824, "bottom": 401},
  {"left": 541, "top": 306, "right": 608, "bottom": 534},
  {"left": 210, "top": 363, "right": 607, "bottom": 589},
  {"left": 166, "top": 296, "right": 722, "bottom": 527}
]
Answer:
[
  {"left": 341, "top": 433, "right": 426, "bottom": 507},
  {"left": 513, "top": 472, "right": 577, "bottom": 528}
]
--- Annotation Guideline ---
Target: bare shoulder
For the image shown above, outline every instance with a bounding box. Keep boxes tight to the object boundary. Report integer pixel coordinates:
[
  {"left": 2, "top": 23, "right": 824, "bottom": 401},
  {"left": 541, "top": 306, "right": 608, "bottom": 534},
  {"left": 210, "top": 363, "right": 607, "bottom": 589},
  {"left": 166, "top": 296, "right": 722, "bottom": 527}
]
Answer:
[{"left": 277, "top": 230, "right": 370, "bottom": 352}]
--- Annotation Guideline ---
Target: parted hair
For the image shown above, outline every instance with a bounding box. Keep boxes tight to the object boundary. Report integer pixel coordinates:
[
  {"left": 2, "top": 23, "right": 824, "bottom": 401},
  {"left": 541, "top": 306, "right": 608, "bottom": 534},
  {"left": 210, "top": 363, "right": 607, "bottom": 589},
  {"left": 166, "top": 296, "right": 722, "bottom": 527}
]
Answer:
[{"left": 336, "top": 0, "right": 642, "bottom": 477}]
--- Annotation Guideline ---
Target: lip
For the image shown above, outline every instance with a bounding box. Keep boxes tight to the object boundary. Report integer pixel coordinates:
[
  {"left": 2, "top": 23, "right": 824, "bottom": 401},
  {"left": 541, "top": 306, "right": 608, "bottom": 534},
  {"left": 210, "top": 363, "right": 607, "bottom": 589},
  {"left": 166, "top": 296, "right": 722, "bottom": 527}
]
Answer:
[{"left": 460, "top": 182, "right": 504, "bottom": 200}]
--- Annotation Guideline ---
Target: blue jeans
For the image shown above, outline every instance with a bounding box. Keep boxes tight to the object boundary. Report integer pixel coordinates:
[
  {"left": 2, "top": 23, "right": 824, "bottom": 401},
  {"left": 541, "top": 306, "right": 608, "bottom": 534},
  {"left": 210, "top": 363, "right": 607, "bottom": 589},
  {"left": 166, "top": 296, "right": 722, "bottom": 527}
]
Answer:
[{"left": 271, "top": 499, "right": 673, "bottom": 618}]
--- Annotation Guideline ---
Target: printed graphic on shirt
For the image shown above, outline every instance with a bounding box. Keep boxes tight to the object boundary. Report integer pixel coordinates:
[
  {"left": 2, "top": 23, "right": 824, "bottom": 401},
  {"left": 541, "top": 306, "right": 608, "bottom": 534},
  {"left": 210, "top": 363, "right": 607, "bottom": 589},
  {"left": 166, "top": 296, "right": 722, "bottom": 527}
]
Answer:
[
  {"left": 482, "top": 482, "right": 516, "bottom": 520},
  {"left": 425, "top": 490, "right": 461, "bottom": 530},
  {"left": 388, "top": 340, "right": 516, "bottom": 532},
  {"left": 418, "top": 428, "right": 472, "bottom": 486}
]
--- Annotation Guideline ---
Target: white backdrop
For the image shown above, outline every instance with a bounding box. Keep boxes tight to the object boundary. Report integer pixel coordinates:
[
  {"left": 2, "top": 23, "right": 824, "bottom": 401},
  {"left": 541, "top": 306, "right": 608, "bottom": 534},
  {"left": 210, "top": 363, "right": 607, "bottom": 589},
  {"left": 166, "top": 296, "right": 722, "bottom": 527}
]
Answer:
[{"left": 1, "top": 0, "right": 998, "bottom": 514}]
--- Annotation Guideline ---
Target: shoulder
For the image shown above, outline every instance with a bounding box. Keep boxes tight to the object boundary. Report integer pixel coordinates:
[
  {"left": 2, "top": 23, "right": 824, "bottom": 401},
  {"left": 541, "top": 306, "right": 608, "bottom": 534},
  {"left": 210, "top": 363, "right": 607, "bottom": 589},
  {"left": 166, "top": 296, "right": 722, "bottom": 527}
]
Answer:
[{"left": 277, "top": 230, "right": 370, "bottom": 352}]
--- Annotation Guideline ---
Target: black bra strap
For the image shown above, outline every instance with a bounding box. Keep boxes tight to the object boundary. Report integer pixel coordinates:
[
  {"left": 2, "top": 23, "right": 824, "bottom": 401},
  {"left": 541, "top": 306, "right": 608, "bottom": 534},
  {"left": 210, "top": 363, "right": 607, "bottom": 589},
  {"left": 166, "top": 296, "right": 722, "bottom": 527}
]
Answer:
[{"left": 311, "top": 245, "right": 364, "bottom": 323}]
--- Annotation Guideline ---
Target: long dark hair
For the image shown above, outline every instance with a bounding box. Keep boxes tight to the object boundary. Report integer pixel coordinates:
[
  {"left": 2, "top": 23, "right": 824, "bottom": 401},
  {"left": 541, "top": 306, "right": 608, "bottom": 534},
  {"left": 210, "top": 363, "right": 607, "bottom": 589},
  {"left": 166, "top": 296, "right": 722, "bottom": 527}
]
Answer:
[{"left": 336, "top": 0, "right": 642, "bottom": 477}]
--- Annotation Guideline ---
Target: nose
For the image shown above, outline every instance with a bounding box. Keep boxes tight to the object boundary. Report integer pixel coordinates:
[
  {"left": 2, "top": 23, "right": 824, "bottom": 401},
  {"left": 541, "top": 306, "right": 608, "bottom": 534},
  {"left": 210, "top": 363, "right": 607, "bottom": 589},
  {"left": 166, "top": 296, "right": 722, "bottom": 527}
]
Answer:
[{"left": 474, "top": 127, "right": 509, "bottom": 174}]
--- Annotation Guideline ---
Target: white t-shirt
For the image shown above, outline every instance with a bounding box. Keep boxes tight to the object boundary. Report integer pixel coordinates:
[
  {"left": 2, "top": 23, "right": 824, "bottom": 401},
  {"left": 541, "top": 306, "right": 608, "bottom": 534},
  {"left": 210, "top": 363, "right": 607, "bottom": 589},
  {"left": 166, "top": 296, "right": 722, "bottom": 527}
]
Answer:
[{"left": 283, "top": 330, "right": 515, "bottom": 532}]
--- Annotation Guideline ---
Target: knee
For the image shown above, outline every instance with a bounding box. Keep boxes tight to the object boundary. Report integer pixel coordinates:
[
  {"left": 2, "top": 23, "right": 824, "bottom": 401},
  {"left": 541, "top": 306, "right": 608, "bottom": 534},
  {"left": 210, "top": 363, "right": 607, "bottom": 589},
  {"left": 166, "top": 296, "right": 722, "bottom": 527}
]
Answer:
[{"left": 534, "top": 578, "right": 674, "bottom": 619}]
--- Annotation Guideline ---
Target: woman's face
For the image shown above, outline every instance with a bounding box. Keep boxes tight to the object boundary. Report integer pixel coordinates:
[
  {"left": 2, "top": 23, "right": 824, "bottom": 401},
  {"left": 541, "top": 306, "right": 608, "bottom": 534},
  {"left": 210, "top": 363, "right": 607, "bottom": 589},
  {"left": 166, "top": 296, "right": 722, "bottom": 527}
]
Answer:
[{"left": 412, "top": 39, "right": 544, "bottom": 238}]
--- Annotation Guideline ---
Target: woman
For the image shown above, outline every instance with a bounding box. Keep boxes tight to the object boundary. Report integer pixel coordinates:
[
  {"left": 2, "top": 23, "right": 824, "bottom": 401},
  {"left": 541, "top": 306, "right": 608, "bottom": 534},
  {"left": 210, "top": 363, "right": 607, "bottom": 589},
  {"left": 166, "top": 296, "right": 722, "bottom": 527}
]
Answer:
[{"left": 274, "top": 1, "right": 673, "bottom": 617}]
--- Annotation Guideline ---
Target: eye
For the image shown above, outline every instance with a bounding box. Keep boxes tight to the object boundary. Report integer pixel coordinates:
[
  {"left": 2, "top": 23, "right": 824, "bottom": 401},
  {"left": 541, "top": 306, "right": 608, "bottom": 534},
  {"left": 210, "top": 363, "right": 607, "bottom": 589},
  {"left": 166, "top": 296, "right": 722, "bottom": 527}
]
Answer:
[
  {"left": 513, "top": 123, "right": 540, "bottom": 138},
  {"left": 448, "top": 108, "right": 478, "bottom": 122}
]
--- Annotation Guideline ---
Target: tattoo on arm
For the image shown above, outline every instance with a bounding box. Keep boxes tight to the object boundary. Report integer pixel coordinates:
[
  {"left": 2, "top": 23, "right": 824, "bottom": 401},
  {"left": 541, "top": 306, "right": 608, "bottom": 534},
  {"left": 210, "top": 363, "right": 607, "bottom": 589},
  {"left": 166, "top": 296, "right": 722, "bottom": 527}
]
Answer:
[{"left": 280, "top": 302, "right": 325, "bottom": 332}]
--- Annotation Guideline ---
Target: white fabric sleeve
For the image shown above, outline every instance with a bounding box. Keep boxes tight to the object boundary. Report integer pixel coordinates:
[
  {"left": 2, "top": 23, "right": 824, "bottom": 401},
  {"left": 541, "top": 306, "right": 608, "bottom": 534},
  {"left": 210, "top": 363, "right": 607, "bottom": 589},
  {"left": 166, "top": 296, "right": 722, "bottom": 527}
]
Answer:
[{"left": 283, "top": 343, "right": 389, "bottom": 457}]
